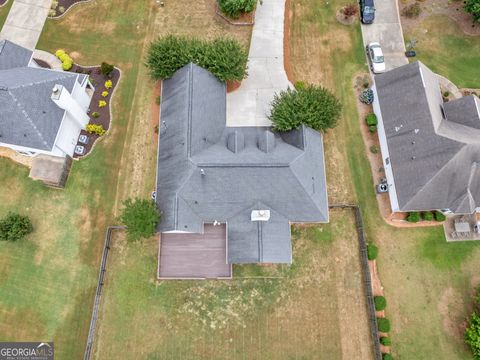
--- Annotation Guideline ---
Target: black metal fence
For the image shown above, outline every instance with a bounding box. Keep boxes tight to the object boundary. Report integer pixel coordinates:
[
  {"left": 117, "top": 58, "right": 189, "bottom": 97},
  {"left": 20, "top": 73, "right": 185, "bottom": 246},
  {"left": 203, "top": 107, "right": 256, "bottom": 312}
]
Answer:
[
  {"left": 329, "top": 204, "right": 382, "bottom": 360},
  {"left": 83, "top": 226, "right": 126, "bottom": 360}
]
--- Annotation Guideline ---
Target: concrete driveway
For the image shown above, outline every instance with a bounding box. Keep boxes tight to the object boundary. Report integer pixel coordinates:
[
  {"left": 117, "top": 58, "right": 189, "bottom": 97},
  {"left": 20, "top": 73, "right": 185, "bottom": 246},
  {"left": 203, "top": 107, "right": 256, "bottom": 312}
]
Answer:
[
  {"left": 0, "top": 0, "right": 51, "bottom": 50},
  {"left": 360, "top": 0, "right": 408, "bottom": 71},
  {"left": 227, "top": 0, "right": 293, "bottom": 127}
]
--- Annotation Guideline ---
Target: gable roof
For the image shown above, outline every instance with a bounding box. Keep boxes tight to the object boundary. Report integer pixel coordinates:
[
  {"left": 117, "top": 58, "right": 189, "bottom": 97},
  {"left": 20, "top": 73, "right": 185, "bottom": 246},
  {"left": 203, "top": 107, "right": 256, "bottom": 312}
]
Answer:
[
  {"left": 375, "top": 61, "right": 480, "bottom": 213},
  {"left": 0, "top": 40, "right": 32, "bottom": 70},
  {"left": 156, "top": 63, "right": 329, "bottom": 263}
]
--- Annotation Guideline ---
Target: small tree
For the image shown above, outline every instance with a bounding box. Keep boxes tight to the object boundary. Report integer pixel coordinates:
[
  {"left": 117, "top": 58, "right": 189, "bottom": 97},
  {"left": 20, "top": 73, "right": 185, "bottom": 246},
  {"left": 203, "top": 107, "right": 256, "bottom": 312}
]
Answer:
[
  {"left": 120, "top": 198, "right": 161, "bottom": 242},
  {"left": 382, "top": 354, "right": 393, "bottom": 360},
  {"left": 269, "top": 85, "right": 342, "bottom": 131},
  {"left": 406, "top": 211, "right": 420, "bottom": 223},
  {"left": 380, "top": 337, "right": 392, "bottom": 346},
  {"left": 367, "top": 243, "right": 379, "bottom": 260},
  {"left": 374, "top": 296, "right": 387, "bottom": 311},
  {"left": 464, "top": 0, "right": 480, "bottom": 22},
  {"left": 378, "top": 317, "right": 391, "bottom": 332},
  {"left": 0, "top": 213, "right": 33, "bottom": 242},
  {"left": 434, "top": 211, "right": 446, "bottom": 222},
  {"left": 422, "top": 211, "right": 434, "bottom": 221},
  {"left": 100, "top": 62, "right": 114, "bottom": 77}
]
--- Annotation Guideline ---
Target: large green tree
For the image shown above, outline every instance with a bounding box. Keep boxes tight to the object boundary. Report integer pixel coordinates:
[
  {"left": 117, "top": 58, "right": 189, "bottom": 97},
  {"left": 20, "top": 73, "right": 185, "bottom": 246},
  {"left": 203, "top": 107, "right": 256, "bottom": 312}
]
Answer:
[
  {"left": 465, "top": 0, "right": 480, "bottom": 22},
  {"left": 269, "top": 85, "right": 342, "bottom": 131},
  {"left": 0, "top": 212, "right": 33, "bottom": 242},
  {"left": 120, "top": 198, "right": 161, "bottom": 242}
]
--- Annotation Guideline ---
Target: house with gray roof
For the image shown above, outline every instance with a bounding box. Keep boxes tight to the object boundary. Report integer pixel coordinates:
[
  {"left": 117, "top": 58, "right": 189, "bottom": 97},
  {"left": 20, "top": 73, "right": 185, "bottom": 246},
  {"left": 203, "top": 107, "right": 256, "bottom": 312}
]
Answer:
[
  {"left": 156, "top": 63, "right": 328, "bottom": 277},
  {"left": 372, "top": 61, "right": 480, "bottom": 214},
  {"left": 0, "top": 40, "right": 93, "bottom": 159}
]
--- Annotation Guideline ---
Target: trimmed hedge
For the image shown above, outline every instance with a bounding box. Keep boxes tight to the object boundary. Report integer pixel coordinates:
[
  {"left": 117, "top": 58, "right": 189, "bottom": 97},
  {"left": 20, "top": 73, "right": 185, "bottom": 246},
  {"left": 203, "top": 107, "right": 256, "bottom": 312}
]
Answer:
[
  {"left": 146, "top": 35, "right": 248, "bottom": 82},
  {"left": 406, "top": 211, "right": 420, "bottom": 223},
  {"left": 367, "top": 243, "right": 378, "bottom": 260},
  {"left": 366, "top": 113, "right": 378, "bottom": 126},
  {"left": 374, "top": 296, "right": 387, "bottom": 311},
  {"left": 422, "top": 211, "right": 434, "bottom": 221},
  {"left": 434, "top": 211, "right": 446, "bottom": 222},
  {"left": 378, "top": 317, "right": 391, "bottom": 332},
  {"left": 218, "top": 0, "right": 257, "bottom": 19},
  {"left": 380, "top": 336, "right": 392, "bottom": 346}
]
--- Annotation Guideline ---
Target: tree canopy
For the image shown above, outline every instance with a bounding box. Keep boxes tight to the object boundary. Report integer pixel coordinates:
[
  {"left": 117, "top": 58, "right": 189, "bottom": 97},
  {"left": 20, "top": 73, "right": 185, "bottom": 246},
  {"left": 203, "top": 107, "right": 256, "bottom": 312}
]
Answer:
[
  {"left": 268, "top": 85, "right": 342, "bottom": 131},
  {"left": 0, "top": 212, "right": 33, "bottom": 242},
  {"left": 120, "top": 198, "right": 161, "bottom": 242},
  {"left": 465, "top": 0, "right": 480, "bottom": 22}
]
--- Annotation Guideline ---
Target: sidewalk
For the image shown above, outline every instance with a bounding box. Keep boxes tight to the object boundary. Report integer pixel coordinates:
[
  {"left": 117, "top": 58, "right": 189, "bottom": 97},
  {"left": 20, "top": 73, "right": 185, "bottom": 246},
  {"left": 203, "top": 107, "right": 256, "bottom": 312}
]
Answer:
[
  {"left": 0, "top": 0, "right": 51, "bottom": 50},
  {"left": 226, "top": 0, "right": 293, "bottom": 127}
]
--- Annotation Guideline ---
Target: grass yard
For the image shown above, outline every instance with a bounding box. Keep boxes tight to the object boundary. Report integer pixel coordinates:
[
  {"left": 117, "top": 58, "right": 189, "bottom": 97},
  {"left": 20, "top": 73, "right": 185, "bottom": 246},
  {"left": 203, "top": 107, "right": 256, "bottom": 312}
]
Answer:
[
  {"left": 0, "top": 0, "right": 12, "bottom": 29},
  {"left": 404, "top": 15, "right": 480, "bottom": 88}
]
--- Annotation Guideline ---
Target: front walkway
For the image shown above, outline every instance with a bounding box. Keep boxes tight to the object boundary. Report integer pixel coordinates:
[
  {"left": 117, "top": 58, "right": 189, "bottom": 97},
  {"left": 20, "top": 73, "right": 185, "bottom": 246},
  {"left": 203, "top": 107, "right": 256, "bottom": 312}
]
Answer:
[
  {"left": 0, "top": 0, "right": 51, "bottom": 50},
  {"left": 226, "top": 0, "right": 293, "bottom": 127},
  {"left": 360, "top": 0, "right": 408, "bottom": 71}
]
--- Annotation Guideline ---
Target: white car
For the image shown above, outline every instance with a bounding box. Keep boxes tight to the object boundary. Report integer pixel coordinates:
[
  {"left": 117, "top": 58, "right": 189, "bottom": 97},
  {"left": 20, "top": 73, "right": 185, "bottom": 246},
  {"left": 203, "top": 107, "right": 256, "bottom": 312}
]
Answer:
[{"left": 366, "top": 42, "right": 386, "bottom": 74}]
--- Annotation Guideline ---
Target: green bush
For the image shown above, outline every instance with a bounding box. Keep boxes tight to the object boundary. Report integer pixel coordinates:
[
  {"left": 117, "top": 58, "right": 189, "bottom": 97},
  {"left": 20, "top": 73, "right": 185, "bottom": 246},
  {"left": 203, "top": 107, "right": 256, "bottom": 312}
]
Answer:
[
  {"left": 100, "top": 62, "right": 114, "bottom": 77},
  {"left": 120, "top": 198, "right": 161, "bottom": 242},
  {"left": 369, "top": 125, "right": 377, "bottom": 133},
  {"left": 367, "top": 243, "right": 378, "bottom": 260},
  {"left": 365, "top": 113, "right": 378, "bottom": 126},
  {"left": 0, "top": 213, "right": 33, "bottom": 242},
  {"left": 92, "top": 112, "right": 100, "bottom": 118},
  {"left": 374, "top": 296, "right": 387, "bottom": 311},
  {"left": 434, "top": 211, "right": 446, "bottom": 222},
  {"left": 382, "top": 354, "right": 393, "bottom": 360},
  {"left": 380, "top": 337, "right": 392, "bottom": 346},
  {"left": 406, "top": 211, "right": 420, "bottom": 223},
  {"left": 146, "top": 35, "right": 248, "bottom": 82},
  {"left": 55, "top": 49, "right": 65, "bottom": 58},
  {"left": 86, "top": 124, "right": 106, "bottom": 136},
  {"left": 295, "top": 81, "right": 306, "bottom": 90},
  {"left": 464, "top": 0, "right": 480, "bottom": 22},
  {"left": 370, "top": 145, "right": 379, "bottom": 154},
  {"left": 378, "top": 318, "right": 391, "bottom": 332},
  {"left": 422, "top": 211, "right": 434, "bottom": 221},
  {"left": 218, "top": 0, "right": 257, "bottom": 19},
  {"left": 269, "top": 85, "right": 342, "bottom": 131}
]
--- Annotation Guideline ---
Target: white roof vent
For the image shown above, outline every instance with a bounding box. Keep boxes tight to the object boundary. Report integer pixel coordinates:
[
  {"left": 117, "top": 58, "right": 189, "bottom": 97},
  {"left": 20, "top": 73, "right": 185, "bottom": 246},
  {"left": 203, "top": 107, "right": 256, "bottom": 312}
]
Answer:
[{"left": 251, "top": 210, "right": 270, "bottom": 222}]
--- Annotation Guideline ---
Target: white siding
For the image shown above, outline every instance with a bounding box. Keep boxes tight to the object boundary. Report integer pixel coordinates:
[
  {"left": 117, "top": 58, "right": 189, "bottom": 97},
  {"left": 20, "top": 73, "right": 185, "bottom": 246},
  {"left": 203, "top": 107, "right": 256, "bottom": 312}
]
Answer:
[
  {"left": 53, "top": 113, "right": 83, "bottom": 157},
  {"left": 71, "top": 80, "right": 91, "bottom": 110}
]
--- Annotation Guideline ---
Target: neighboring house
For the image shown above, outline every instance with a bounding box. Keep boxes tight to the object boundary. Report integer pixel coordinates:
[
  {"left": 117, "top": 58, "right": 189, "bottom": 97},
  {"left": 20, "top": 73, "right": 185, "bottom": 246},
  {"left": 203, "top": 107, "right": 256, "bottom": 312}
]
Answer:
[
  {"left": 0, "top": 40, "right": 93, "bottom": 159},
  {"left": 156, "top": 63, "right": 328, "bottom": 273},
  {"left": 373, "top": 61, "right": 480, "bottom": 214}
]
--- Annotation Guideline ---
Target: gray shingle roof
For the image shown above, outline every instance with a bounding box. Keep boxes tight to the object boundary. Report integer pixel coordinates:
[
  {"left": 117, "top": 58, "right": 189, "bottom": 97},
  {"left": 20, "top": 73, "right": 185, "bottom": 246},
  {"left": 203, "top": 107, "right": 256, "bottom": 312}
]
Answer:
[
  {"left": 0, "top": 40, "right": 32, "bottom": 70},
  {"left": 375, "top": 61, "right": 480, "bottom": 213},
  {"left": 156, "top": 63, "right": 329, "bottom": 263},
  {"left": 0, "top": 41, "right": 82, "bottom": 151}
]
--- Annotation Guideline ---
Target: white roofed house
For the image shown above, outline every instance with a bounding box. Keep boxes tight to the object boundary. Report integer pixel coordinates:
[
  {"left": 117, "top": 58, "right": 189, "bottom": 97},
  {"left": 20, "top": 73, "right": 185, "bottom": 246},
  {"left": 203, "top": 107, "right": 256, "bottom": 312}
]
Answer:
[{"left": 0, "top": 40, "right": 94, "bottom": 187}]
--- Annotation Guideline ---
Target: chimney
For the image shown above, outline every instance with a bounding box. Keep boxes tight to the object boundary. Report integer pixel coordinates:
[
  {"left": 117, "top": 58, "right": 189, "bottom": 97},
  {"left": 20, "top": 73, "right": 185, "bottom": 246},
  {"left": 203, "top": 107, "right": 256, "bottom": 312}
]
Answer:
[{"left": 51, "top": 84, "right": 89, "bottom": 128}]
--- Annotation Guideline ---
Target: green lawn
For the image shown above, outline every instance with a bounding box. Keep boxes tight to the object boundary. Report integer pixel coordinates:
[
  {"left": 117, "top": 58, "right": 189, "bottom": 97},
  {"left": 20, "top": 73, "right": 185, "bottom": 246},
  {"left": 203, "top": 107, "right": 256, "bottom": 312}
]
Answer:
[
  {"left": 0, "top": 0, "right": 13, "bottom": 29},
  {"left": 405, "top": 15, "right": 480, "bottom": 88}
]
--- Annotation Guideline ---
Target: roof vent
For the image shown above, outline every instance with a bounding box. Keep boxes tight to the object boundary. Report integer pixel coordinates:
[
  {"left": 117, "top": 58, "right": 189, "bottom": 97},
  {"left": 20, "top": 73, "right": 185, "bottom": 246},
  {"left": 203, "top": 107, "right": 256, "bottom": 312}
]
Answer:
[
  {"left": 251, "top": 210, "right": 270, "bottom": 222},
  {"left": 258, "top": 130, "right": 276, "bottom": 153},
  {"left": 227, "top": 130, "right": 245, "bottom": 153}
]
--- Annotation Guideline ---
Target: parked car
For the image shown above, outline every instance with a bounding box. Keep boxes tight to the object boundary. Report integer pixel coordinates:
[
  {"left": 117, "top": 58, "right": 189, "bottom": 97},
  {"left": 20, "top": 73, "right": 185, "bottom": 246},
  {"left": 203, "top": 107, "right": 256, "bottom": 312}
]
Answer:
[
  {"left": 366, "top": 42, "right": 386, "bottom": 73},
  {"left": 360, "top": 0, "right": 375, "bottom": 24}
]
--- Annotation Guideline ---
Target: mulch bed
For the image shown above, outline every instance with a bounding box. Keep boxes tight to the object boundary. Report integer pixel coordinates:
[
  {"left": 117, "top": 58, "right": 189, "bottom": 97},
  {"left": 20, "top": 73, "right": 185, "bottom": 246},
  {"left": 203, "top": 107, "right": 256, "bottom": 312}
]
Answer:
[
  {"left": 0, "top": 0, "right": 9, "bottom": 7},
  {"left": 33, "top": 59, "right": 51, "bottom": 69},
  {"left": 68, "top": 64, "right": 120, "bottom": 159},
  {"left": 50, "top": 0, "right": 89, "bottom": 18}
]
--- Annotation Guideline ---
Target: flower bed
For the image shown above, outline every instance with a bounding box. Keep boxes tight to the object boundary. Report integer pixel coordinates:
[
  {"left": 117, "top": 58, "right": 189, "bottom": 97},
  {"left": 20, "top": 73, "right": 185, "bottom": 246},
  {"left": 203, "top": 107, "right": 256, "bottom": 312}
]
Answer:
[
  {"left": 49, "top": 0, "right": 89, "bottom": 18},
  {"left": 68, "top": 64, "right": 120, "bottom": 159}
]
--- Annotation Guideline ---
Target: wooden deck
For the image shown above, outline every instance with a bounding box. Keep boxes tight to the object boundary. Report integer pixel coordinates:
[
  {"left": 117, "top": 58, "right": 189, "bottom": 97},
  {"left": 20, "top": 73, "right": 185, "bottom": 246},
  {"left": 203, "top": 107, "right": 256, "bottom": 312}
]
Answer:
[{"left": 158, "top": 224, "right": 231, "bottom": 279}]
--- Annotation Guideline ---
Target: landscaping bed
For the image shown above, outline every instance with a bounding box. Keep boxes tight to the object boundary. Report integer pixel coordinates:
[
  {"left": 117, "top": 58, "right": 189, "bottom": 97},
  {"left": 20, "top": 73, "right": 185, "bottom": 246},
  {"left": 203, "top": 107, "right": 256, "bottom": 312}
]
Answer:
[
  {"left": 68, "top": 64, "right": 120, "bottom": 159},
  {"left": 33, "top": 58, "right": 51, "bottom": 69},
  {"left": 49, "top": 0, "right": 89, "bottom": 18},
  {"left": 0, "top": 0, "right": 8, "bottom": 7}
]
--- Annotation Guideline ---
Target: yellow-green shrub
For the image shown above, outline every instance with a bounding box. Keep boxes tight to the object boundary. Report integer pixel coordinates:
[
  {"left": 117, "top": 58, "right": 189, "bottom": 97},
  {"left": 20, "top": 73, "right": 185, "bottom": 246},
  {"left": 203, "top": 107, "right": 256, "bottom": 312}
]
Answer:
[
  {"left": 99, "top": 100, "right": 107, "bottom": 108},
  {"left": 86, "top": 124, "right": 106, "bottom": 136},
  {"left": 55, "top": 49, "right": 65, "bottom": 58},
  {"left": 101, "top": 91, "right": 109, "bottom": 97},
  {"left": 104, "top": 80, "right": 113, "bottom": 89}
]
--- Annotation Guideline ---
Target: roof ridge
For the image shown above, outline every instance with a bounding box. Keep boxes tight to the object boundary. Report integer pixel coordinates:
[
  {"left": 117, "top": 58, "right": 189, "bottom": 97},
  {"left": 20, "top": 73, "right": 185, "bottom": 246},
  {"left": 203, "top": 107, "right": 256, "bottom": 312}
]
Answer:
[{"left": 1, "top": 67, "right": 78, "bottom": 90}]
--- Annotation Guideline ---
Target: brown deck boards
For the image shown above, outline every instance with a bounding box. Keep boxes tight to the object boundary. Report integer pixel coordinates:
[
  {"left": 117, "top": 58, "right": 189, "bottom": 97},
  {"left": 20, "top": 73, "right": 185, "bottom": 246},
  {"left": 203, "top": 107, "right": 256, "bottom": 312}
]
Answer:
[{"left": 158, "top": 224, "right": 231, "bottom": 279}]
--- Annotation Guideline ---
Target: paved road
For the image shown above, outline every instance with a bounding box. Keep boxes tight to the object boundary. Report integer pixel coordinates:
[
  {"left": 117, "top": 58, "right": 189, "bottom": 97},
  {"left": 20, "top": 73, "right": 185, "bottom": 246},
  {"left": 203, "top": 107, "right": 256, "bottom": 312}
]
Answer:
[
  {"left": 360, "top": 0, "right": 408, "bottom": 71},
  {"left": 227, "top": 0, "right": 293, "bottom": 127},
  {"left": 0, "top": 0, "right": 51, "bottom": 50}
]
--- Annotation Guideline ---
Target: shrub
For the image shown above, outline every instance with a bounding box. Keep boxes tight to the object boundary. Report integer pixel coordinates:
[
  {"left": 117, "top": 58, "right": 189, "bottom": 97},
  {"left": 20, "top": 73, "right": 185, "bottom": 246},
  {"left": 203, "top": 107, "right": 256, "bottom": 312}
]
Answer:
[
  {"left": 101, "top": 91, "right": 109, "bottom": 97},
  {"left": 295, "top": 81, "right": 306, "bottom": 90},
  {"left": 382, "top": 354, "right": 393, "bottom": 360},
  {"left": 91, "top": 112, "right": 100, "bottom": 118},
  {"left": 464, "top": 0, "right": 480, "bottom": 22},
  {"left": 406, "top": 211, "right": 420, "bottom": 223},
  {"left": 402, "top": 3, "right": 422, "bottom": 18},
  {"left": 367, "top": 243, "right": 378, "bottom": 260},
  {"left": 104, "top": 80, "right": 113, "bottom": 89},
  {"left": 0, "top": 213, "right": 33, "bottom": 242},
  {"left": 369, "top": 125, "right": 377, "bottom": 133},
  {"left": 366, "top": 113, "right": 378, "bottom": 126},
  {"left": 218, "top": 0, "right": 257, "bottom": 19},
  {"left": 443, "top": 91, "right": 450, "bottom": 98},
  {"left": 58, "top": 6, "right": 65, "bottom": 13},
  {"left": 99, "top": 100, "right": 107, "bottom": 108},
  {"left": 343, "top": 3, "right": 358, "bottom": 17},
  {"left": 58, "top": 53, "right": 71, "bottom": 62},
  {"left": 100, "top": 62, "right": 115, "bottom": 77},
  {"left": 145, "top": 35, "right": 248, "bottom": 82},
  {"left": 465, "top": 312, "right": 480, "bottom": 359},
  {"left": 51, "top": 0, "right": 58, "bottom": 9},
  {"left": 48, "top": 9, "right": 56, "bottom": 17},
  {"left": 360, "top": 89, "right": 374, "bottom": 104},
  {"left": 120, "top": 198, "right": 161, "bottom": 241},
  {"left": 55, "top": 49, "right": 65, "bottom": 58},
  {"left": 378, "top": 318, "right": 391, "bottom": 332},
  {"left": 86, "top": 124, "right": 106, "bottom": 136},
  {"left": 434, "top": 211, "right": 446, "bottom": 222},
  {"left": 155, "top": 96, "right": 161, "bottom": 105},
  {"left": 422, "top": 211, "right": 434, "bottom": 221},
  {"left": 62, "top": 60, "right": 73, "bottom": 71},
  {"left": 370, "top": 145, "right": 379, "bottom": 154},
  {"left": 374, "top": 296, "right": 387, "bottom": 311},
  {"left": 269, "top": 85, "right": 342, "bottom": 131},
  {"left": 380, "top": 337, "right": 392, "bottom": 346}
]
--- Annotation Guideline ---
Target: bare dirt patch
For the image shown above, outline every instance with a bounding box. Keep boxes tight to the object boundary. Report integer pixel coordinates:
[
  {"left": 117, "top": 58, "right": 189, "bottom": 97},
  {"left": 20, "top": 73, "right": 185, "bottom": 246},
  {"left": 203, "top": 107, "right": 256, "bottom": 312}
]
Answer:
[{"left": 438, "top": 287, "right": 468, "bottom": 340}]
